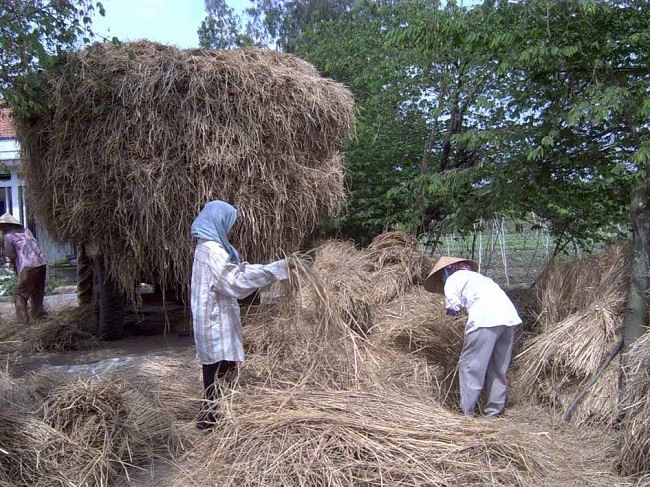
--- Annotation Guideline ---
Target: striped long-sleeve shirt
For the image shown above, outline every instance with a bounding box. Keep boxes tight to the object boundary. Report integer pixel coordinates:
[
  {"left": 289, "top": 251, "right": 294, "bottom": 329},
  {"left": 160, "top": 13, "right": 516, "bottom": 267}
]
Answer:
[{"left": 190, "top": 240, "right": 289, "bottom": 364}]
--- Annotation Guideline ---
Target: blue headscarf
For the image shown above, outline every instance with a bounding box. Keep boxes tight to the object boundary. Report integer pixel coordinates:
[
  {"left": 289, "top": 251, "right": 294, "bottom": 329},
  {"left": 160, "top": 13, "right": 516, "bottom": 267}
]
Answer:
[{"left": 191, "top": 200, "right": 240, "bottom": 264}]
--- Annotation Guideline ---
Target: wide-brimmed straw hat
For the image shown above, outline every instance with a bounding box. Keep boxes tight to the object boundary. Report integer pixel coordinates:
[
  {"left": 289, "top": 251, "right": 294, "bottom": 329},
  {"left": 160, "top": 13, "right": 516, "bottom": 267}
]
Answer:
[
  {"left": 0, "top": 213, "right": 22, "bottom": 228},
  {"left": 424, "top": 256, "right": 478, "bottom": 294}
]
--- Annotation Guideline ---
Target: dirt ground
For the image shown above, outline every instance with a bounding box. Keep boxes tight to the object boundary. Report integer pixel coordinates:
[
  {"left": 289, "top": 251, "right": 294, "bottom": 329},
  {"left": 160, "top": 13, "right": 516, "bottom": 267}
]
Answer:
[{"left": 0, "top": 294, "right": 195, "bottom": 378}]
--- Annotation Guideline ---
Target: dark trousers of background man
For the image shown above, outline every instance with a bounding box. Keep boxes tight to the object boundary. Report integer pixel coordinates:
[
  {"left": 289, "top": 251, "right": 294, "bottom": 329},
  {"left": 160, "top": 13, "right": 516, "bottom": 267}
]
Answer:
[{"left": 14, "top": 265, "right": 47, "bottom": 324}]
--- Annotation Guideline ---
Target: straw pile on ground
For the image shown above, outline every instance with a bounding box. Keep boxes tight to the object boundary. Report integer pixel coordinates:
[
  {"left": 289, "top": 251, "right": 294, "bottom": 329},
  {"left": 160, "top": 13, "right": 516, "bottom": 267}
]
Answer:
[
  {"left": 173, "top": 388, "right": 550, "bottom": 487},
  {"left": 308, "top": 240, "right": 376, "bottom": 333},
  {"left": 14, "top": 41, "right": 354, "bottom": 302},
  {"left": 176, "top": 238, "right": 640, "bottom": 485},
  {"left": 369, "top": 288, "right": 465, "bottom": 404},
  {"left": 513, "top": 243, "right": 630, "bottom": 426},
  {"left": 240, "top": 257, "right": 434, "bottom": 393},
  {"left": 240, "top": 232, "right": 445, "bottom": 396},
  {"left": 364, "top": 232, "right": 434, "bottom": 301},
  {"left": 0, "top": 318, "right": 24, "bottom": 355},
  {"left": 24, "top": 305, "right": 96, "bottom": 352},
  {"left": 0, "top": 306, "right": 96, "bottom": 356},
  {"left": 619, "top": 332, "right": 650, "bottom": 477},
  {"left": 0, "top": 361, "right": 190, "bottom": 487}
]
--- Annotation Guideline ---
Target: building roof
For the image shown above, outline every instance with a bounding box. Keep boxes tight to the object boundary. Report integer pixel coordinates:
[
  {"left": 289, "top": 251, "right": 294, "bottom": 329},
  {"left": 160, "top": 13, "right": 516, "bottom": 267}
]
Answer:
[{"left": 0, "top": 107, "right": 16, "bottom": 138}]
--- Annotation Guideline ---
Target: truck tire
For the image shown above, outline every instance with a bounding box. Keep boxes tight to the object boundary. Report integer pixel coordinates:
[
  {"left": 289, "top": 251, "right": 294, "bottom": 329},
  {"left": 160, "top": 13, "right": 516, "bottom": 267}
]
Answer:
[
  {"left": 92, "top": 259, "right": 124, "bottom": 340},
  {"left": 77, "top": 244, "right": 93, "bottom": 305}
]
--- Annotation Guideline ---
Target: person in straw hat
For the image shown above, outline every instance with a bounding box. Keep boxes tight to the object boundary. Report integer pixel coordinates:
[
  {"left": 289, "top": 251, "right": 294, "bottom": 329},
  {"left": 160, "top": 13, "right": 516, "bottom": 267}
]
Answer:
[
  {"left": 425, "top": 256, "right": 521, "bottom": 417},
  {"left": 190, "top": 200, "right": 294, "bottom": 430},
  {"left": 0, "top": 213, "right": 48, "bottom": 324}
]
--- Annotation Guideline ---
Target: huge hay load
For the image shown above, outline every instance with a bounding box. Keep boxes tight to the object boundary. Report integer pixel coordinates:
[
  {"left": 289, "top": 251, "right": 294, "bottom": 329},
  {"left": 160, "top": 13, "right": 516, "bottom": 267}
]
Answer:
[{"left": 14, "top": 41, "right": 354, "bottom": 339}]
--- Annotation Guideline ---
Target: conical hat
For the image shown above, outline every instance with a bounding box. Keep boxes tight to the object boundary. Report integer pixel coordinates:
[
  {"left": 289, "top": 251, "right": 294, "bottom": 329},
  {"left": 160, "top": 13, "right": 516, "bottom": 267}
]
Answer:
[
  {"left": 0, "top": 213, "right": 22, "bottom": 228},
  {"left": 424, "top": 256, "right": 478, "bottom": 294}
]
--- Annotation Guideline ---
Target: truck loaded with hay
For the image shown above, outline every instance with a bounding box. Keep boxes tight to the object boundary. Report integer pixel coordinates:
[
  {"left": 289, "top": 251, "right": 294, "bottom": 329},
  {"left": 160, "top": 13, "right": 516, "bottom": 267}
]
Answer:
[{"left": 13, "top": 41, "right": 354, "bottom": 339}]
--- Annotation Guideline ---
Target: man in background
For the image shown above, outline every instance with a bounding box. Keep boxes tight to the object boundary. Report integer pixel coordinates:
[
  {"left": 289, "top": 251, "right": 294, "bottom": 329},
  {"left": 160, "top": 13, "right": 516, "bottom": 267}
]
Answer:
[{"left": 0, "top": 213, "right": 47, "bottom": 323}]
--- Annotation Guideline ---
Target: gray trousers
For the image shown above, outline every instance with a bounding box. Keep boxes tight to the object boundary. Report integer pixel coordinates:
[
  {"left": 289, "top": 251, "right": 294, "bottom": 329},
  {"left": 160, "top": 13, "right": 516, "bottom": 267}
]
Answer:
[{"left": 459, "top": 325, "right": 516, "bottom": 416}]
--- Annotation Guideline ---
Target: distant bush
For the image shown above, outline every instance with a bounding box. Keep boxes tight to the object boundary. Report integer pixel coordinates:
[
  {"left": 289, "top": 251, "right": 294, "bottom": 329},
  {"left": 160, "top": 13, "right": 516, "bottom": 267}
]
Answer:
[
  {"left": 0, "top": 267, "right": 71, "bottom": 296},
  {"left": 0, "top": 267, "right": 16, "bottom": 296}
]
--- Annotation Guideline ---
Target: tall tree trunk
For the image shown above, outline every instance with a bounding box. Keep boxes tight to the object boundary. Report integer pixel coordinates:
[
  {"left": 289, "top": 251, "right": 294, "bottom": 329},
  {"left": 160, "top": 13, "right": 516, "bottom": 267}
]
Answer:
[
  {"left": 621, "top": 112, "right": 649, "bottom": 360},
  {"left": 622, "top": 176, "right": 649, "bottom": 359}
]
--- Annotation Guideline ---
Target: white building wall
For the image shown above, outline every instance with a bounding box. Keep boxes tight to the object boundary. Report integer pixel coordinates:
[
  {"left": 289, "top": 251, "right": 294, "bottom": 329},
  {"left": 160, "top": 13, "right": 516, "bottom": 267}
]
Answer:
[
  {"left": 0, "top": 138, "right": 20, "bottom": 160},
  {"left": 0, "top": 160, "right": 26, "bottom": 224}
]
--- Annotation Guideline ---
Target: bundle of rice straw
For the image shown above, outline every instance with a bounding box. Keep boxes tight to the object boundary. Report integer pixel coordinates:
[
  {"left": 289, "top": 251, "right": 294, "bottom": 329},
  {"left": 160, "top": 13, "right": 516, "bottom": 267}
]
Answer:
[
  {"left": 619, "top": 332, "right": 650, "bottom": 477},
  {"left": 364, "top": 232, "right": 434, "bottom": 303},
  {"left": 232, "top": 235, "right": 442, "bottom": 398},
  {"left": 242, "top": 284, "right": 392, "bottom": 391},
  {"left": 24, "top": 352, "right": 202, "bottom": 421},
  {"left": 0, "top": 318, "right": 27, "bottom": 354},
  {"left": 111, "top": 354, "right": 202, "bottom": 421},
  {"left": 0, "top": 368, "right": 101, "bottom": 486},
  {"left": 0, "top": 410, "right": 101, "bottom": 487},
  {"left": 171, "top": 387, "right": 548, "bottom": 487},
  {"left": 369, "top": 288, "right": 465, "bottom": 404},
  {"left": 49, "top": 376, "right": 184, "bottom": 484},
  {"left": 239, "top": 257, "right": 441, "bottom": 397},
  {"left": 234, "top": 235, "right": 439, "bottom": 396},
  {"left": 306, "top": 240, "right": 377, "bottom": 333},
  {"left": 15, "top": 41, "right": 354, "bottom": 302},
  {"left": 302, "top": 233, "right": 433, "bottom": 334},
  {"left": 0, "top": 368, "right": 39, "bottom": 414},
  {"left": 513, "top": 243, "right": 630, "bottom": 426},
  {"left": 23, "top": 305, "right": 96, "bottom": 352},
  {"left": 1, "top": 363, "right": 189, "bottom": 486}
]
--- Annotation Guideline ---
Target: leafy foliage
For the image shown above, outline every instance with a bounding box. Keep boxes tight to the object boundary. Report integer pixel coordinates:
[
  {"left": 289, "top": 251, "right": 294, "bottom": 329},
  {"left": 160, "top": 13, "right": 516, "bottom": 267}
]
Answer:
[
  {"left": 0, "top": 0, "right": 107, "bottom": 115},
  {"left": 386, "top": 0, "right": 647, "bottom": 251},
  {"left": 198, "top": 0, "right": 253, "bottom": 49}
]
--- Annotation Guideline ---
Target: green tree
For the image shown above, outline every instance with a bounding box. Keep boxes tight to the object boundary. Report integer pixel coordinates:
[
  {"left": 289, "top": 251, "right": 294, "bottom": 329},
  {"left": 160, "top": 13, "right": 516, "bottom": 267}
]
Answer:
[
  {"left": 397, "top": 0, "right": 648, "bottom": 347},
  {"left": 492, "top": 0, "right": 649, "bottom": 352},
  {"left": 198, "top": 0, "right": 253, "bottom": 49},
  {"left": 198, "top": 0, "right": 648, "bottom": 300},
  {"left": 296, "top": 1, "right": 431, "bottom": 242},
  {"left": 245, "top": 0, "right": 355, "bottom": 51},
  {"left": 0, "top": 0, "right": 106, "bottom": 114},
  {"left": 387, "top": 1, "right": 509, "bottom": 240}
]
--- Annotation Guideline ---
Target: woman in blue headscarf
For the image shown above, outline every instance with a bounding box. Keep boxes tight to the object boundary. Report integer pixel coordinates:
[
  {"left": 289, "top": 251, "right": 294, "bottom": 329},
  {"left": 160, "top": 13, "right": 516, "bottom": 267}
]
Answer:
[{"left": 190, "top": 200, "right": 291, "bottom": 429}]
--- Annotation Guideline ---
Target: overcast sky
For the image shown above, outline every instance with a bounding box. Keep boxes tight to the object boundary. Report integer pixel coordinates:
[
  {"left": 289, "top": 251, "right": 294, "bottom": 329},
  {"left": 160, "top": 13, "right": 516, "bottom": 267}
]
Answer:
[{"left": 91, "top": 0, "right": 250, "bottom": 48}]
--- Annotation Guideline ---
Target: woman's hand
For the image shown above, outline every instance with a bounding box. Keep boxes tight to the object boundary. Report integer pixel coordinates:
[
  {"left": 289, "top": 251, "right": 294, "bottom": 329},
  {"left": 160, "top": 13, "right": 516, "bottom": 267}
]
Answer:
[{"left": 286, "top": 256, "right": 299, "bottom": 270}]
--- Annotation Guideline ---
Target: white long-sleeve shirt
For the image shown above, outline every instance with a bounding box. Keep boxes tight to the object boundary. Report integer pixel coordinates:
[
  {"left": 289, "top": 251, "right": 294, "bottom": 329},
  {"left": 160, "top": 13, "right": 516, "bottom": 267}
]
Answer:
[
  {"left": 191, "top": 240, "right": 289, "bottom": 364},
  {"left": 444, "top": 270, "right": 522, "bottom": 335}
]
